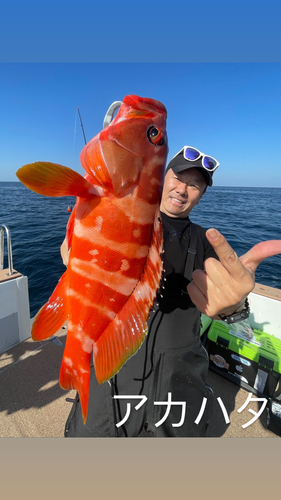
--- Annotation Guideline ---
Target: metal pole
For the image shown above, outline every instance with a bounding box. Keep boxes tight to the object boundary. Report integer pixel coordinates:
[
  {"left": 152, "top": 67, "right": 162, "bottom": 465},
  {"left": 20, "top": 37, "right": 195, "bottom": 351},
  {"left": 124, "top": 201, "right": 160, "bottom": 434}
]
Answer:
[
  {"left": 76, "top": 107, "right": 87, "bottom": 145},
  {"left": 0, "top": 225, "right": 14, "bottom": 275}
]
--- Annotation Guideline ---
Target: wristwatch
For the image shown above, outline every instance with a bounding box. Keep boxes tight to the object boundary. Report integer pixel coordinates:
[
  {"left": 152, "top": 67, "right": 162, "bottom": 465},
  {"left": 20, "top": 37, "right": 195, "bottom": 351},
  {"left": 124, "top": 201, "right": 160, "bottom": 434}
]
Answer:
[{"left": 218, "top": 298, "right": 250, "bottom": 324}]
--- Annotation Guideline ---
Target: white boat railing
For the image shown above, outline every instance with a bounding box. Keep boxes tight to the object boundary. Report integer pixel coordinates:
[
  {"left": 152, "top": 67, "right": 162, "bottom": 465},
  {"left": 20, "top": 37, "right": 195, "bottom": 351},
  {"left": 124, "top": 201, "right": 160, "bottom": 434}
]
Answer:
[
  {"left": 0, "top": 224, "right": 31, "bottom": 354},
  {"left": 0, "top": 225, "right": 14, "bottom": 276}
]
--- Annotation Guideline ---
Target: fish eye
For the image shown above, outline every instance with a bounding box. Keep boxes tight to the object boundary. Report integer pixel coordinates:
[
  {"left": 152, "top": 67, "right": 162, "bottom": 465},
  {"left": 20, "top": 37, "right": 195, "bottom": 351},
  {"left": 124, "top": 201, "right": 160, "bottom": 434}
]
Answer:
[{"left": 147, "top": 126, "right": 165, "bottom": 146}]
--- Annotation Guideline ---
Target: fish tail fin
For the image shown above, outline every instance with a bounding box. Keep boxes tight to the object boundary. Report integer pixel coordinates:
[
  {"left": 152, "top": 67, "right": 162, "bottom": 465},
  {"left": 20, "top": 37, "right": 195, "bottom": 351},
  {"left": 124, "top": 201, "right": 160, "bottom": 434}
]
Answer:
[
  {"left": 16, "top": 162, "right": 94, "bottom": 198},
  {"left": 31, "top": 272, "right": 68, "bottom": 341},
  {"left": 60, "top": 331, "right": 92, "bottom": 424},
  {"left": 94, "top": 212, "right": 163, "bottom": 383}
]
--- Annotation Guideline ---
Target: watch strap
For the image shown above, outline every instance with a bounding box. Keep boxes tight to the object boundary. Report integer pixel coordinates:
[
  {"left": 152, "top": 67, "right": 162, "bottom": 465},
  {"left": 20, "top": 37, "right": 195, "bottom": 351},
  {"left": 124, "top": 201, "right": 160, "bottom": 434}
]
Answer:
[{"left": 218, "top": 298, "right": 250, "bottom": 324}]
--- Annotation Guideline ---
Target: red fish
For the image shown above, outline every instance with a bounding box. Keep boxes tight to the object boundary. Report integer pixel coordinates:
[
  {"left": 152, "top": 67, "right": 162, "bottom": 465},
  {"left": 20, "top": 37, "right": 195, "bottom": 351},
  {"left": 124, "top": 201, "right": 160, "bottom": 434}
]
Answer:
[{"left": 16, "top": 95, "right": 168, "bottom": 423}]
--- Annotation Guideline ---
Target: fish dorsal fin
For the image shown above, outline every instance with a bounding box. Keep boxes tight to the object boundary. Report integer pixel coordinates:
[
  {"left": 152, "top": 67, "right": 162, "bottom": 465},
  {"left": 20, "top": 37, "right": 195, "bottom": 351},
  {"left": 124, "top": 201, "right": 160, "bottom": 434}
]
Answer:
[{"left": 94, "top": 212, "right": 163, "bottom": 384}]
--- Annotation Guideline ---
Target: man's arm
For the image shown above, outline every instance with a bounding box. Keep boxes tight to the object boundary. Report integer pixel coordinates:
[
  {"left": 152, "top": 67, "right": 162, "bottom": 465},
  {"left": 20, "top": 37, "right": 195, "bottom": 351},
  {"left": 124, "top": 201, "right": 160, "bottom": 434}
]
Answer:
[{"left": 187, "top": 228, "right": 281, "bottom": 319}]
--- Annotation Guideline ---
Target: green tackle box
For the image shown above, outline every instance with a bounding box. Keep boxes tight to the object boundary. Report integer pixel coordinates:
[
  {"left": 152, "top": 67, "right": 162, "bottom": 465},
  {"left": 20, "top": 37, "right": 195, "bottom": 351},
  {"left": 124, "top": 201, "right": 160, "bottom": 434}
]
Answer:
[
  {"left": 206, "top": 320, "right": 281, "bottom": 398},
  {"left": 200, "top": 314, "right": 213, "bottom": 336}
]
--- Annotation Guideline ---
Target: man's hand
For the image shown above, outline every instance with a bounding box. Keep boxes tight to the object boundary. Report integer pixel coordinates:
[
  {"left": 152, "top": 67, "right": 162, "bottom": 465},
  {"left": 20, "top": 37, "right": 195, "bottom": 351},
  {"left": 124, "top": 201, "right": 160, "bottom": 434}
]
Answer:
[
  {"left": 187, "top": 228, "right": 281, "bottom": 319},
  {"left": 60, "top": 237, "right": 70, "bottom": 267}
]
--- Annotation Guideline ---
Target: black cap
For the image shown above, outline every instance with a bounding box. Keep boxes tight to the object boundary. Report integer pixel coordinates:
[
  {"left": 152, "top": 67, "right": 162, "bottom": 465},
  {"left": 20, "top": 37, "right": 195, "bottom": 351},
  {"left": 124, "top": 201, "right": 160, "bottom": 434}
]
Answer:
[{"left": 165, "top": 151, "right": 215, "bottom": 186}]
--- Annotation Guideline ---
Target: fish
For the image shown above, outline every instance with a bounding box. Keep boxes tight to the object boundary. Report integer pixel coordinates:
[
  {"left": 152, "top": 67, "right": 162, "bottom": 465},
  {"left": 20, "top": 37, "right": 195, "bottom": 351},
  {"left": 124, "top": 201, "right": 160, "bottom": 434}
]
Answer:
[{"left": 16, "top": 94, "right": 168, "bottom": 423}]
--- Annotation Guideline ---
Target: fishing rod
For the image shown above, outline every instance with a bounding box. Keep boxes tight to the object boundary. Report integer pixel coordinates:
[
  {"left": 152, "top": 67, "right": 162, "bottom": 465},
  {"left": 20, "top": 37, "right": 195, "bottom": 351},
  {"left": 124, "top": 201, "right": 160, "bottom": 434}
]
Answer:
[
  {"left": 76, "top": 106, "right": 87, "bottom": 145},
  {"left": 68, "top": 107, "right": 87, "bottom": 214}
]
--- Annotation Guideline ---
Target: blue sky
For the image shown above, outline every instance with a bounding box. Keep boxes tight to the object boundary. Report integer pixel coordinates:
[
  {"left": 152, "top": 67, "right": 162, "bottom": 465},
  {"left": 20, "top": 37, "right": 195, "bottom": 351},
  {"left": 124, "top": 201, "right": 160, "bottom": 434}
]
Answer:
[
  {"left": 1, "top": 1, "right": 281, "bottom": 63},
  {"left": 1, "top": 63, "right": 281, "bottom": 187},
  {"left": 1, "top": 1, "right": 281, "bottom": 187}
]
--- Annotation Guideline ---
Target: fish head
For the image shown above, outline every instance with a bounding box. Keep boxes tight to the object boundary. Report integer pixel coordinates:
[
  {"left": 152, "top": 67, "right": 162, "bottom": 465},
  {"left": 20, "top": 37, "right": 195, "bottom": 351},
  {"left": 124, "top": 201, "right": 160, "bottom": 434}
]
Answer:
[{"left": 80, "top": 95, "right": 168, "bottom": 196}]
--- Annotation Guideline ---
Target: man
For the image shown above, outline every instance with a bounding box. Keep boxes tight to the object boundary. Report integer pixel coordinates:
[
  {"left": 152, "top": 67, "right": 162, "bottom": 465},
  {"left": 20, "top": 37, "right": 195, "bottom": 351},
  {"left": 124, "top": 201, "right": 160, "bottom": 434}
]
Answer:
[{"left": 62, "top": 146, "right": 280, "bottom": 437}]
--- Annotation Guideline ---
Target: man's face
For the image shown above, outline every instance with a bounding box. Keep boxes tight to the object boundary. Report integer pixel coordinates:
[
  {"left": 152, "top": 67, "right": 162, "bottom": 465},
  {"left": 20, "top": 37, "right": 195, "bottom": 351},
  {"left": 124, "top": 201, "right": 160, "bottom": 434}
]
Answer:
[{"left": 160, "top": 167, "right": 207, "bottom": 218}]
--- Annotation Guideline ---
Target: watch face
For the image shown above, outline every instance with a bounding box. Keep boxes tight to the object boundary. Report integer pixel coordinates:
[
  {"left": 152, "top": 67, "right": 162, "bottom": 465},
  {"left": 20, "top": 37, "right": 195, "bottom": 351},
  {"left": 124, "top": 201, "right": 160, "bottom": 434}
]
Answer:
[{"left": 224, "top": 310, "right": 250, "bottom": 324}]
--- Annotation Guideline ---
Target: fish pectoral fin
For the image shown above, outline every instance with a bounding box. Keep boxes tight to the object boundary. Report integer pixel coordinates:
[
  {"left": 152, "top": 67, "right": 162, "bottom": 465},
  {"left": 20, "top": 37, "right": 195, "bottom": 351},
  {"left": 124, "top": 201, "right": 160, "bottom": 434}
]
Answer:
[
  {"left": 94, "top": 300, "right": 148, "bottom": 385},
  {"left": 16, "top": 161, "right": 94, "bottom": 198},
  {"left": 94, "top": 212, "right": 163, "bottom": 384},
  {"left": 31, "top": 271, "right": 68, "bottom": 341}
]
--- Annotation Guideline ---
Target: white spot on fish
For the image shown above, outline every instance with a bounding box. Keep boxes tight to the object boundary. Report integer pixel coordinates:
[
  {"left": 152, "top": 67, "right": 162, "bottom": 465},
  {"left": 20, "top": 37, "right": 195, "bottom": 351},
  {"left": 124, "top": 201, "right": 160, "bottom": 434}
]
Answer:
[
  {"left": 89, "top": 249, "right": 99, "bottom": 255},
  {"left": 74, "top": 220, "right": 151, "bottom": 254},
  {"left": 70, "top": 257, "right": 138, "bottom": 296},
  {"left": 120, "top": 259, "right": 130, "bottom": 271},
  {"left": 68, "top": 320, "right": 74, "bottom": 330},
  {"left": 93, "top": 216, "right": 103, "bottom": 231},
  {"left": 82, "top": 334, "right": 94, "bottom": 353},
  {"left": 136, "top": 246, "right": 149, "bottom": 258},
  {"left": 85, "top": 283, "right": 91, "bottom": 288},
  {"left": 133, "top": 229, "right": 141, "bottom": 238},
  {"left": 64, "top": 357, "right": 73, "bottom": 367},
  {"left": 109, "top": 298, "right": 115, "bottom": 302}
]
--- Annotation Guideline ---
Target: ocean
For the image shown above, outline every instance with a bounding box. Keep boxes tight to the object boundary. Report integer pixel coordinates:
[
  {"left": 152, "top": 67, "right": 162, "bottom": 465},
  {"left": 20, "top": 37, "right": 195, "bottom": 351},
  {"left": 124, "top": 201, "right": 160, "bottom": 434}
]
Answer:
[{"left": 1, "top": 182, "right": 281, "bottom": 318}]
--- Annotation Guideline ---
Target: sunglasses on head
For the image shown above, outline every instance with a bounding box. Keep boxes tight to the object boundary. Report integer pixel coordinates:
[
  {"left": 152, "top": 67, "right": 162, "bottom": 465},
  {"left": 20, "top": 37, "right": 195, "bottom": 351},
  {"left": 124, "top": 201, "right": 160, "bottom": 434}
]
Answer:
[{"left": 176, "top": 146, "right": 219, "bottom": 172}]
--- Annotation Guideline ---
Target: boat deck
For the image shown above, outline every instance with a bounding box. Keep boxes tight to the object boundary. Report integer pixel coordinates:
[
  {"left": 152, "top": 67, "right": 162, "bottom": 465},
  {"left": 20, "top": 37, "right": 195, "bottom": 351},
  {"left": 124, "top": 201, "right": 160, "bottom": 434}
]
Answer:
[{"left": 0, "top": 324, "right": 277, "bottom": 438}]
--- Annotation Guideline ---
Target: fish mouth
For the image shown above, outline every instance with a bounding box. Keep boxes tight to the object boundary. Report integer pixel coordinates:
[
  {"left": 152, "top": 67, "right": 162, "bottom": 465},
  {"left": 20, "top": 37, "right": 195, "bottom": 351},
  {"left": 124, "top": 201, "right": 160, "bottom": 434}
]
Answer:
[{"left": 107, "top": 134, "right": 139, "bottom": 157}]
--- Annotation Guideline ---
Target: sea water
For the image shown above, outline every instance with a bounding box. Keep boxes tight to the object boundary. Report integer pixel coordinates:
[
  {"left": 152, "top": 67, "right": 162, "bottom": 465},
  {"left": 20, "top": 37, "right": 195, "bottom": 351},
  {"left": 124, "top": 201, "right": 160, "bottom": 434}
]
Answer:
[{"left": 0, "top": 182, "right": 280, "bottom": 317}]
